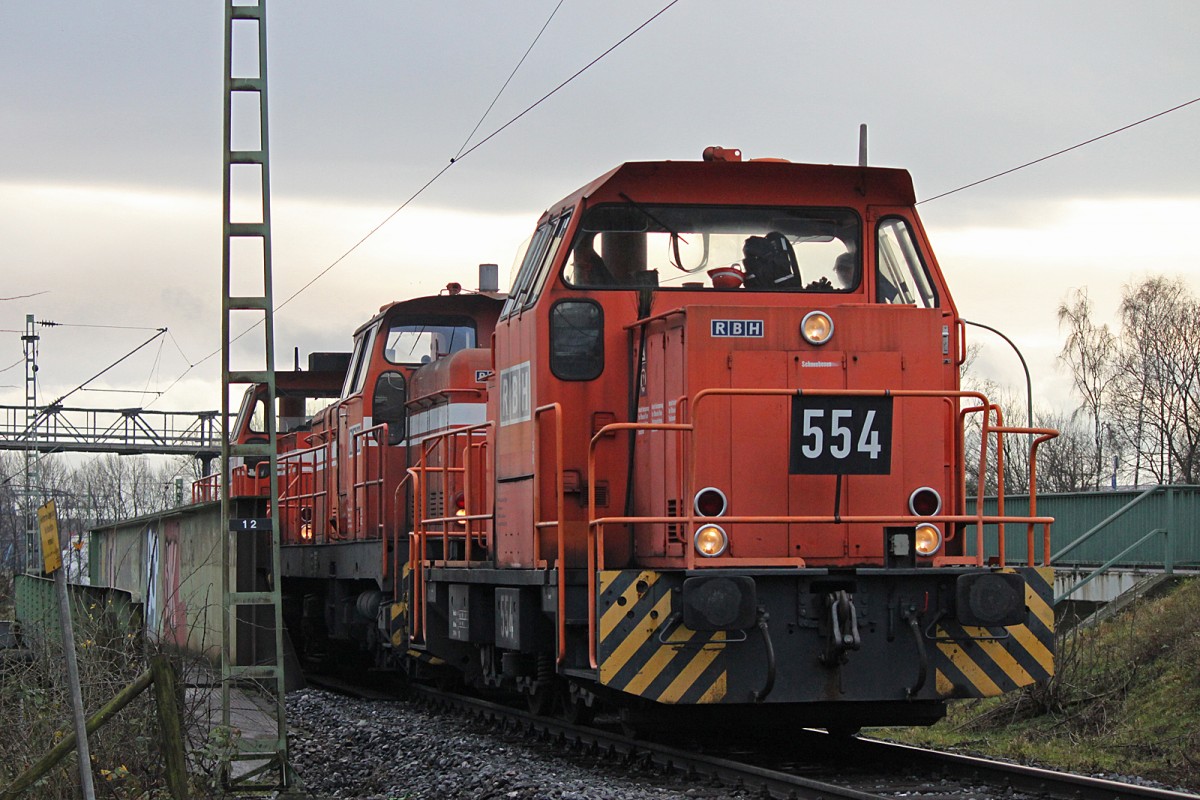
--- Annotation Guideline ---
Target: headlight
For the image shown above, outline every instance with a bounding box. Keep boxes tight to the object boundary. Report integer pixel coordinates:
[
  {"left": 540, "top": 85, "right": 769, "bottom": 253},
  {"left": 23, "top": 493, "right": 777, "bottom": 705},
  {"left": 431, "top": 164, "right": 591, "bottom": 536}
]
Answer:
[
  {"left": 908, "top": 487, "right": 942, "bottom": 516},
  {"left": 694, "top": 524, "right": 729, "bottom": 557},
  {"left": 693, "top": 487, "right": 727, "bottom": 517},
  {"left": 801, "top": 311, "right": 834, "bottom": 345},
  {"left": 914, "top": 523, "right": 942, "bottom": 556}
]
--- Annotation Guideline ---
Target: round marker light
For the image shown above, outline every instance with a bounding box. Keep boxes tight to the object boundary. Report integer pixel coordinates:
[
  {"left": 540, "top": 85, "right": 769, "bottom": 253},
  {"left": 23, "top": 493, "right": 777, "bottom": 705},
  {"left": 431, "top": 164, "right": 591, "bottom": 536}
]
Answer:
[
  {"left": 694, "top": 524, "right": 729, "bottom": 557},
  {"left": 801, "top": 311, "right": 834, "bottom": 345},
  {"left": 694, "top": 487, "right": 728, "bottom": 517},
  {"left": 914, "top": 523, "right": 942, "bottom": 556},
  {"left": 908, "top": 487, "right": 942, "bottom": 517}
]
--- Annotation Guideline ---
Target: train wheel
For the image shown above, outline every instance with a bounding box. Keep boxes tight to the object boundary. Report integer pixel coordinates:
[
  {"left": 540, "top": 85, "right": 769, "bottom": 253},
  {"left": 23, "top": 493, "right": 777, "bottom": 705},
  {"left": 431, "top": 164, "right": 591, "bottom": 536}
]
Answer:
[
  {"left": 559, "top": 683, "right": 594, "bottom": 725},
  {"left": 435, "top": 668, "right": 462, "bottom": 693},
  {"left": 526, "top": 684, "right": 555, "bottom": 716},
  {"left": 618, "top": 707, "right": 641, "bottom": 739}
]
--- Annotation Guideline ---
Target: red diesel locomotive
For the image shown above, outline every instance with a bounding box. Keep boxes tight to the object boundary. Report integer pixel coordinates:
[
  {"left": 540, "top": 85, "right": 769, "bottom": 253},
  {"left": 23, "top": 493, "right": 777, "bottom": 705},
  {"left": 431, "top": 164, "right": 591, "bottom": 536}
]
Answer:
[{"left": 222, "top": 147, "right": 1057, "bottom": 731}]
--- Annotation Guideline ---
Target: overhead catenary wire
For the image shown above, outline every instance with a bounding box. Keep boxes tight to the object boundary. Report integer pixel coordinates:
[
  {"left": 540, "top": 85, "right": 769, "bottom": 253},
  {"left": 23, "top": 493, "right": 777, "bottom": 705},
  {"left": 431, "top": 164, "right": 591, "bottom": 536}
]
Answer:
[
  {"left": 165, "top": 330, "right": 194, "bottom": 366},
  {"left": 918, "top": 95, "right": 1200, "bottom": 204},
  {"left": 276, "top": 0, "right": 681, "bottom": 315},
  {"left": 139, "top": 333, "right": 167, "bottom": 404},
  {"left": 146, "top": 1, "right": 682, "bottom": 406},
  {"left": 143, "top": 13, "right": 1182, "bottom": 412},
  {"left": 450, "top": 0, "right": 681, "bottom": 166},
  {"left": 452, "top": 0, "right": 567, "bottom": 161},
  {"left": 81, "top": 387, "right": 163, "bottom": 396},
  {"left": 37, "top": 320, "right": 168, "bottom": 332},
  {"left": 21, "top": 329, "right": 168, "bottom": 439}
]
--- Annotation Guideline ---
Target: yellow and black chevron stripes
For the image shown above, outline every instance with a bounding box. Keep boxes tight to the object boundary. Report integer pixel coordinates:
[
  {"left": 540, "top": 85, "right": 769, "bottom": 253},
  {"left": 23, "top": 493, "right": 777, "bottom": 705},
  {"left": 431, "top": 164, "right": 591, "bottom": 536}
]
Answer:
[
  {"left": 596, "top": 570, "right": 728, "bottom": 704},
  {"left": 388, "top": 561, "right": 415, "bottom": 647},
  {"left": 406, "top": 648, "right": 446, "bottom": 666},
  {"left": 389, "top": 601, "right": 408, "bottom": 647},
  {"left": 934, "top": 567, "right": 1055, "bottom": 698}
]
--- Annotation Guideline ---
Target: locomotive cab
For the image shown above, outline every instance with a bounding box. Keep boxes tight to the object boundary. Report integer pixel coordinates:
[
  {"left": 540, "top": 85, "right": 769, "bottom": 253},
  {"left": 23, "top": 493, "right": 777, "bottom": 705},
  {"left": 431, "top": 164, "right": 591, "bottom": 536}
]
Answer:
[{"left": 492, "top": 158, "right": 963, "bottom": 573}]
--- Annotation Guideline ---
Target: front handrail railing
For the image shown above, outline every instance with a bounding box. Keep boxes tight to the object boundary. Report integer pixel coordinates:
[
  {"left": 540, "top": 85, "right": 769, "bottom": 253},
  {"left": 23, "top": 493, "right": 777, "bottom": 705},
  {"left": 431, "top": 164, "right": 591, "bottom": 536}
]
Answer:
[
  {"left": 533, "top": 403, "right": 567, "bottom": 662},
  {"left": 582, "top": 387, "right": 1058, "bottom": 669},
  {"left": 406, "top": 423, "right": 494, "bottom": 646},
  {"left": 350, "top": 423, "right": 390, "bottom": 540},
  {"left": 277, "top": 440, "right": 332, "bottom": 543}
]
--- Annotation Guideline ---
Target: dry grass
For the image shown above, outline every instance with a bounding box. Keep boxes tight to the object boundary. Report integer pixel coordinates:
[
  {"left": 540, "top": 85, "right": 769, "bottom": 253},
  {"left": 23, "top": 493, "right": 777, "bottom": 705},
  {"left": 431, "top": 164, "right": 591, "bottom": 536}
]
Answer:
[
  {"left": 0, "top": 588, "right": 225, "bottom": 799},
  {"left": 877, "top": 577, "right": 1200, "bottom": 790}
]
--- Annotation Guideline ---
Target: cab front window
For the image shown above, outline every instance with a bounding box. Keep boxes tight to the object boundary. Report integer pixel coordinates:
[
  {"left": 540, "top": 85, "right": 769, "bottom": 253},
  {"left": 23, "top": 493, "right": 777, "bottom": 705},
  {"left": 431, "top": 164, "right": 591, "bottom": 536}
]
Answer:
[
  {"left": 384, "top": 316, "right": 478, "bottom": 365},
  {"left": 562, "top": 204, "right": 861, "bottom": 293}
]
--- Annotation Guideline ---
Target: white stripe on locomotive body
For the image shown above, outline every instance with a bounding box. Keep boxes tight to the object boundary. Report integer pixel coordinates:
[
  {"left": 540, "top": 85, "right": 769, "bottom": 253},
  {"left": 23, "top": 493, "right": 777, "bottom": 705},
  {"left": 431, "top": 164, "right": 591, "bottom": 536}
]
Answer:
[{"left": 406, "top": 403, "right": 488, "bottom": 446}]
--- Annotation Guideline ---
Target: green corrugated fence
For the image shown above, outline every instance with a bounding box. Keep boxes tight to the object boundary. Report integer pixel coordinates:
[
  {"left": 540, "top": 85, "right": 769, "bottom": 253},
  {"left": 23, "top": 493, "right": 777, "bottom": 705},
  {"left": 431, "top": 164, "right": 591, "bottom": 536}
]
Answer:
[{"left": 969, "top": 485, "right": 1200, "bottom": 568}]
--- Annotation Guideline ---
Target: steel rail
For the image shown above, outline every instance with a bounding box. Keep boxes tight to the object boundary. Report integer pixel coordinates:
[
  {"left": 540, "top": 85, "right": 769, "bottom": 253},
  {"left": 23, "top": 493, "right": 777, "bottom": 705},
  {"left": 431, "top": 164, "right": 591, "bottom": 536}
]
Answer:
[{"left": 851, "top": 736, "right": 1200, "bottom": 800}]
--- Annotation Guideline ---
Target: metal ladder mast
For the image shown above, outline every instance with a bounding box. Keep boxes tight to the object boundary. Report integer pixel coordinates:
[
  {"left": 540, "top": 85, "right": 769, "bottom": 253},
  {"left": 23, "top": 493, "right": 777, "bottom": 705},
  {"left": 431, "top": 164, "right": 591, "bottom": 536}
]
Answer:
[
  {"left": 219, "top": 0, "right": 289, "bottom": 788},
  {"left": 21, "top": 314, "right": 40, "bottom": 573}
]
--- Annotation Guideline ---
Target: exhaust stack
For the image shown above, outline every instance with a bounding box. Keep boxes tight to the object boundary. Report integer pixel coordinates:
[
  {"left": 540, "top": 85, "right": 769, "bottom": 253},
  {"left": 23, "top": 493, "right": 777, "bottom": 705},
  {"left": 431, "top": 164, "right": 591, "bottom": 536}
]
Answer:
[{"left": 478, "top": 263, "right": 499, "bottom": 293}]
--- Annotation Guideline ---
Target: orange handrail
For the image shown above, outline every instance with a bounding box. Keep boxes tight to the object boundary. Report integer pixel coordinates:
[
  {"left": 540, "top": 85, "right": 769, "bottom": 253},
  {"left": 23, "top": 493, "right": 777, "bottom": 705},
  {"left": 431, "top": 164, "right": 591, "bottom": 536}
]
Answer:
[
  {"left": 533, "top": 403, "right": 566, "bottom": 662},
  {"left": 277, "top": 440, "right": 332, "bottom": 543},
  {"left": 350, "top": 423, "right": 389, "bottom": 541},
  {"left": 404, "top": 423, "right": 495, "bottom": 646},
  {"left": 580, "top": 387, "right": 1058, "bottom": 669}
]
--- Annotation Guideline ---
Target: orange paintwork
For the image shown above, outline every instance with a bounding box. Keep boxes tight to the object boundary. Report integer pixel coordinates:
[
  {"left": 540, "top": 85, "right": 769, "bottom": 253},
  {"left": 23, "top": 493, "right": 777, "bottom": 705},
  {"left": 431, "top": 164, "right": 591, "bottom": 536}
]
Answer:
[
  {"left": 476, "top": 157, "right": 1056, "bottom": 588},
  {"left": 206, "top": 154, "right": 1056, "bottom": 637},
  {"left": 213, "top": 293, "right": 503, "bottom": 561}
]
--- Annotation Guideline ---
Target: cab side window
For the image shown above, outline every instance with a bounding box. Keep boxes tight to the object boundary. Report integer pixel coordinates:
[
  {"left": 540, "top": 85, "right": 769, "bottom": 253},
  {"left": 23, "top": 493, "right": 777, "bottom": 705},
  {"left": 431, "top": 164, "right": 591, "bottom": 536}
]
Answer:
[
  {"left": 248, "top": 396, "right": 267, "bottom": 435},
  {"left": 550, "top": 300, "right": 604, "bottom": 380},
  {"left": 876, "top": 218, "right": 938, "bottom": 308},
  {"left": 372, "top": 371, "right": 407, "bottom": 445},
  {"left": 502, "top": 212, "right": 572, "bottom": 317}
]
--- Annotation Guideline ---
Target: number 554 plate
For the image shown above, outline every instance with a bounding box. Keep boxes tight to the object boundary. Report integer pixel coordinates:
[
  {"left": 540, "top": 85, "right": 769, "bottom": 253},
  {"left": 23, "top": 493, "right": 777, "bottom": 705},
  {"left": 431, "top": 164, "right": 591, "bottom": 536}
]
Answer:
[{"left": 789, "top": 395, "right": 893, "bottom": 475}]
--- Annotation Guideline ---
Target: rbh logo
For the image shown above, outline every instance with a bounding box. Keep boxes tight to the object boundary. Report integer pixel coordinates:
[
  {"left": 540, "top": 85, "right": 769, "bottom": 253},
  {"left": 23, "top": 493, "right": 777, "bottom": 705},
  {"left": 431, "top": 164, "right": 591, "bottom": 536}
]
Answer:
[
  {"left": 499, "top": 362, "right": 531, "bottom": 427},
  {"left": 711, "top": 319, "right": 764, "bottom": 338}
]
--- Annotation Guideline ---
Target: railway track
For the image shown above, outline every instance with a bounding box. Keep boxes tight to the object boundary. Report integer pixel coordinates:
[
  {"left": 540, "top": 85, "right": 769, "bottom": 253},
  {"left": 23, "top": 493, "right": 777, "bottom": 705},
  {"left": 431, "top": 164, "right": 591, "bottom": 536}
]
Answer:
[
  {"left": 402, "top": 685, "right": 1198, "bottom": 800},
  {"left": 302, "top": 673, "right": 1198, "bottom": 799}
]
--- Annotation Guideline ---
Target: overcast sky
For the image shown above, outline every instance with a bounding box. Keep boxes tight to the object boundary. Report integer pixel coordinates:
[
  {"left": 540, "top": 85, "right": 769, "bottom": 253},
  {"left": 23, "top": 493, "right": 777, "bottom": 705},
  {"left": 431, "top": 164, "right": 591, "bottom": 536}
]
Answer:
[{"left": 2, "top": 1, "right": 1198, "bottom": 425}]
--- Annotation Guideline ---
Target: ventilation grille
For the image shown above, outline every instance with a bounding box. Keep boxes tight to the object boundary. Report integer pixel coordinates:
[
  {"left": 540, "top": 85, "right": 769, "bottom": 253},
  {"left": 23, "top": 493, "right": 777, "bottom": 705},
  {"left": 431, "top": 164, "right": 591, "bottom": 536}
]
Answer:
[
  {"left": 427, "top": 490, "right": 444, "bottom": 520},
  {"left": 667, "top": 499, "right": 683, "bottom": 542}
]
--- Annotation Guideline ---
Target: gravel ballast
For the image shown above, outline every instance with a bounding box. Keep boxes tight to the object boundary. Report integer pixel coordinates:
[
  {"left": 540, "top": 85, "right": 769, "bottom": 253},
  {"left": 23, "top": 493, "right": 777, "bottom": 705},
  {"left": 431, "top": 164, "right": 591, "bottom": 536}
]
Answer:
[{"left": 285, "top": 689, "right": 750, "bottom": 800}]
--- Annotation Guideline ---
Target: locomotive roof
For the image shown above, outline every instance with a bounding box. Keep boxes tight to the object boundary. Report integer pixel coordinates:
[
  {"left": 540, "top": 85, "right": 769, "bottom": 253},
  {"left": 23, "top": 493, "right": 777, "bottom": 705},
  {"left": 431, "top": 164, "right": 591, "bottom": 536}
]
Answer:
[
  {"left": 542, "top": 159, "right": 918, "bottom": 221},
  {"left": 355, "top": 290, "right": 505, "bottom": 337}
]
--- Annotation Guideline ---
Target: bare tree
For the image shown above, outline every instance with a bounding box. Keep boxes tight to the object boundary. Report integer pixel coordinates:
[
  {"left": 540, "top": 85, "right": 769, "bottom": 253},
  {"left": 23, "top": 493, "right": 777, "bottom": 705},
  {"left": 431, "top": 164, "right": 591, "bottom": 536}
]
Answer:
[
  {"left": 0, "top": 453, "right": 23, "bottom": 572},
  {"left": 1035, "top": 411, "right": 1103, "bottom": 493},
  {"left": 1057, "top": 277, "right": 1200, "bottom": 488},
  {"left": 1057, "top": 288, "right": 1116, "bottom": 489},
  {"left": 69, "top": 454, "right": 183, "bottom": 526},
  {"left": 1109, "top": 277, "right": 1200, "bottom": 484}
]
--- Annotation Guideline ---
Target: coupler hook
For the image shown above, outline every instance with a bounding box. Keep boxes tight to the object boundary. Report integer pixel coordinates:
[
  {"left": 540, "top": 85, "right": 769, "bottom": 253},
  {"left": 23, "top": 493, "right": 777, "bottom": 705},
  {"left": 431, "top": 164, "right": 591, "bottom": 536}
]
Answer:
[{"left": 822, "top": 590, "right": 861, "bottom": 666}]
